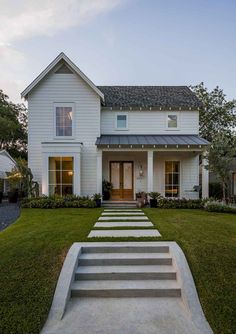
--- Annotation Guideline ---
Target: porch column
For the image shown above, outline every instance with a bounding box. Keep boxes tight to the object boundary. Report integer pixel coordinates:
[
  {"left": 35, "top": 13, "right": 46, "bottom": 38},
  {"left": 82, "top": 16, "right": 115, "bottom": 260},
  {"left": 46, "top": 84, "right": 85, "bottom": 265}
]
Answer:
[
  {"left": 202, "top": 154, "right": 209, "bottom": 198},
  {"left": 96, "top": 150, "right": 103, "bottom": 195},
  {"left": 147, "top": 150, "right": 154, "bottom": 193}
]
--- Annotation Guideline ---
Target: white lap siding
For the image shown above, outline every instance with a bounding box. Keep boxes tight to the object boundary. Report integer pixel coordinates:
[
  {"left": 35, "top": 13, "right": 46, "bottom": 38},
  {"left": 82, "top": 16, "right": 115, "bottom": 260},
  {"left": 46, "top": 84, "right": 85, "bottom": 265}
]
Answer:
[{"left": 27, "top": 71, "right": 100, "bottom": 196}]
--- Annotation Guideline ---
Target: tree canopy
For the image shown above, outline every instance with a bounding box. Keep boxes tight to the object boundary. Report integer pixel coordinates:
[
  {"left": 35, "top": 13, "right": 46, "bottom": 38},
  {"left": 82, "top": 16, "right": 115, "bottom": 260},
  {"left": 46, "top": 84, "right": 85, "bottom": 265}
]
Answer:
[
  {"left": 191, "top": 82, "right": 236, "bottom": 142},
  {"left": 0, "top": 90, "right": 27, "bottom": 159}
]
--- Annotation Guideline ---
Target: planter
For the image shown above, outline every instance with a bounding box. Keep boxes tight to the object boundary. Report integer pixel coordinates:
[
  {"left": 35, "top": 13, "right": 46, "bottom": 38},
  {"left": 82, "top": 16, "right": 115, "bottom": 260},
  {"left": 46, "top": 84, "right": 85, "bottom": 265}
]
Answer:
[
  {"left": 136, "top": 197, "right": 145, "bottom": 208},
  {"left": 103, "top": 191, "right": 110, "bottom": 201},
  {"left": 8, "top": 190, "right": 18, "bottom": 203},
  {"left": 0, "top": 191, "right": 3, "bottom": 204},
  {"left": 150, "top": 198, "right": 157, "bottom": 208},
  {"left": 96, "top": 199, "right": 101, "bottom": 207}
]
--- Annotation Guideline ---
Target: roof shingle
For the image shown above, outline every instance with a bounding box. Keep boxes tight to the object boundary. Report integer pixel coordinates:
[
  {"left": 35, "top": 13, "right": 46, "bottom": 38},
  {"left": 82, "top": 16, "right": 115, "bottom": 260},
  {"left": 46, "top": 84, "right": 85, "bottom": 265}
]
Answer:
[{"left": 97, "top": 86, "right": 202, "bottom": 109}]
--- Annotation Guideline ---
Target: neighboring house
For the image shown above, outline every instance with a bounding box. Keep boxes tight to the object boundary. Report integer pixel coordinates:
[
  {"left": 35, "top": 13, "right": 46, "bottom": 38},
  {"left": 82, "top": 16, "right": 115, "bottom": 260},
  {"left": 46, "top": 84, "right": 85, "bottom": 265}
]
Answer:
[
  {"left": 21, "top": 53, "right": 209, "bottom": 200},
  {"left": 0, "top": 150, "right": 16, "bottom": 194}
]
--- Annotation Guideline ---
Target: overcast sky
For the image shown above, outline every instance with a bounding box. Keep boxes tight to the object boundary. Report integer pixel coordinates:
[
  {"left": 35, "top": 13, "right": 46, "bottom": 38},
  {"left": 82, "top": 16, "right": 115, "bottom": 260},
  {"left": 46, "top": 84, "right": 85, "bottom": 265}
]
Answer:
[{"left": 0, "top": 0, "right": 236, "bottom": 103}]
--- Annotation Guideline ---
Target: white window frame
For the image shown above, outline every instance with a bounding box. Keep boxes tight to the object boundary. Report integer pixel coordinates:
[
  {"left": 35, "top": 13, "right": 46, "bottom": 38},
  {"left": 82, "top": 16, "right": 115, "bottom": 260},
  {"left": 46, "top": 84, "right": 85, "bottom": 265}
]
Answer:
[
  {"left": 164, "top": 160, "right": 181, "bottom": 198},
  {"left": 115, "top": 113, "right": 129, "bottom": 130},
  {"left": 166, "top": 112, "right": 180, "bottom": 130},
  {"left": 54, "top": 102, "right": 75, "bottom": 139}
]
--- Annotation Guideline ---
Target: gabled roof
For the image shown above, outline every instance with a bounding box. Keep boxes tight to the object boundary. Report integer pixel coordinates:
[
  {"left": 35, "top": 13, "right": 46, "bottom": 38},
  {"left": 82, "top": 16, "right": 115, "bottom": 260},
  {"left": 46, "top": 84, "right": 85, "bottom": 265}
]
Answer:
[
  {"left": 97, "top": 86, "right": 203, "bottom": 109},
  {"left": 21, "top": 53, "right": 104, "bottom": 100},
  {"left": 0, "top": 150, "right": 16, "bottom": 177}
]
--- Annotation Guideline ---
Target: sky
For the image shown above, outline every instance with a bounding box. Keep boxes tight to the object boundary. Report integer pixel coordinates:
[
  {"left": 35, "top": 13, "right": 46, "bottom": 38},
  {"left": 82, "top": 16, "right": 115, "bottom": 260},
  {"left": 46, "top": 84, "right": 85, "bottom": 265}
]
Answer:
[{"left": 0, "top": 0, "right": 236, "bottom": 104}]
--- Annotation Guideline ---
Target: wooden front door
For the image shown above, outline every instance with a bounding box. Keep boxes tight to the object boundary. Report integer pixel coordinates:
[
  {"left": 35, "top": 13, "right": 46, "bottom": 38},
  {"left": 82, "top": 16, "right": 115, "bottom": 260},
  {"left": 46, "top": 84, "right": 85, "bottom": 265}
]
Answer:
[{"left": 110, "top": 161, "right": 133, "bottom": 200}]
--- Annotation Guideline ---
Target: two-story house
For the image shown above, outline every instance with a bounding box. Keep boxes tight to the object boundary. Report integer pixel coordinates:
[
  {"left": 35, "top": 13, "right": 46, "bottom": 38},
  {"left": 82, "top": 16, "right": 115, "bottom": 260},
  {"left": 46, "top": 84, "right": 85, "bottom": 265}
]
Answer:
[{"left": 21, "top": 53, "right": 209, "bottom": 201}]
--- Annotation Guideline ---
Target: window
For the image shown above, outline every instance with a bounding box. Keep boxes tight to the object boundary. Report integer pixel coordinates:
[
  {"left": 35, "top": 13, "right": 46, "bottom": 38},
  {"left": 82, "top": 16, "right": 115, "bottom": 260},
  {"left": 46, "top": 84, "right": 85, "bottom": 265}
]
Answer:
[
  {"left": 167, "top": 113, "right": 179, "bottom": 129},
  {"left": 116, "top": 114, "right": 128, "bottom": 130},
  {"left": 48, "top": 157, "right": 73, "bottom": 196},
  {"left": 165, "top": 161, "right": 180, "bottom": 197},
  {"left": 55, "top": 104, "right": 73, "bottom": 137}
]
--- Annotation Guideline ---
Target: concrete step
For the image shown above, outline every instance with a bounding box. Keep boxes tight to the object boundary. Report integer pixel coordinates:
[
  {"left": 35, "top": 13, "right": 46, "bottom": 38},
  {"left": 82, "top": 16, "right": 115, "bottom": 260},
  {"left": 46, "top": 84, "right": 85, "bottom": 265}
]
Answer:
[
  {"left": 78, "top": 252, "right": 172, "bottom": 266},
  {"left": 104, "top": 209, "right": 142, "bottom": 212},
  {"left": 102, "top": 212, "right": 145, "bottom": 216},
  {"left": 75, "top": 265, "right": 176, "bottom": 280},
  {"left": 88, "top": 229, "right": 160, "bottom": 238},
  {"left": 71, "top": 280, "right": 181, "bottom": 298},
  {"left": 98, "top": 216, "right": 149, "bottom": 221},
  {"left": 94, "top": 221, "right": 153, "bottom": 227},
  {"left": 81, "top": 245, "right": 170, "bottom": 254}
]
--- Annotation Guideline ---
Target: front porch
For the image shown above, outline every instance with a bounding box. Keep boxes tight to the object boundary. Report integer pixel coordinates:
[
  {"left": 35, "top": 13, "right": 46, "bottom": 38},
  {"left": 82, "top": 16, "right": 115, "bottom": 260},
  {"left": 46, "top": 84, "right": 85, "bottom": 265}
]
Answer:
[{"left": 96, "top": 135, "right": 209, "bottom": 200}]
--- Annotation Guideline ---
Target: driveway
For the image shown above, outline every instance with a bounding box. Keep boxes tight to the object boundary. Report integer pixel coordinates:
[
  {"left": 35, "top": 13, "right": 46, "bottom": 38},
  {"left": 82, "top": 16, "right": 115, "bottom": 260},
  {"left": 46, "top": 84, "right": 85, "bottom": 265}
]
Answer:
[{"left": 0, "top": 201, "right": 20, "bottom": 231}]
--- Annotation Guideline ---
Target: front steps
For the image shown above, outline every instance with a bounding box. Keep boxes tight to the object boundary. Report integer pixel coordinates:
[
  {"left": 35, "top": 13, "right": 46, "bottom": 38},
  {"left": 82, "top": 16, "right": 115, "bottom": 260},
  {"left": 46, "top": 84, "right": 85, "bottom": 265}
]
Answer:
[
  {"left": 71, "top": 244, "right": 180, "bottom": 298},
  {"left": 102, "top": 201, "right": 137, "bottom": 208}
]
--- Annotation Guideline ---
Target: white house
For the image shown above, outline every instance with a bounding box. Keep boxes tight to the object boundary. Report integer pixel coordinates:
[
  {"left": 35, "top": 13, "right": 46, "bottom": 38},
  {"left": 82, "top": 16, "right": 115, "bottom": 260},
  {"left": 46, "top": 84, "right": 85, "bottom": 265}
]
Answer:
[
  {"left": 21, "top": 53, "right": 209, "bottom": 201},
  {"left": 0, "top": 150, "right": 16, "bottom": 194}
]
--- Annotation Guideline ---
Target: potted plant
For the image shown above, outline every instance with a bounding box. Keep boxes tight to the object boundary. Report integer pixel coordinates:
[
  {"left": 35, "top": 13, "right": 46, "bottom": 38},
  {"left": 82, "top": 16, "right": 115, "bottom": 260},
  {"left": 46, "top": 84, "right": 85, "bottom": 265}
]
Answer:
[
  {"left": 136, "top": 192, "right": 147, "bottom": 208},
  {"left": 93, "top": 193, "right": 102, "bottom": 207},
  {"left": 102, "top": 180, "right": 113, "bottom": 200},
  {"left": 149, "top": 192, "right": 162, "bottom": 208}
]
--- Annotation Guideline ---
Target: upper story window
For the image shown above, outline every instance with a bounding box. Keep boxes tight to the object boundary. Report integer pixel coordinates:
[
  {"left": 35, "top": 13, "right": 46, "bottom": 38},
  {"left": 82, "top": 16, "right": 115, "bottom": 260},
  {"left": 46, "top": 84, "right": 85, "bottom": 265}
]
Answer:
[
  {"left": 54, "top": 103, "right": 74, "bottom": 137},
  {"left": 116, "top": 114, "right": 128, "bottom": 130},
  {"left": 167, "top": 112, "right": 179, "bottom": 130}
]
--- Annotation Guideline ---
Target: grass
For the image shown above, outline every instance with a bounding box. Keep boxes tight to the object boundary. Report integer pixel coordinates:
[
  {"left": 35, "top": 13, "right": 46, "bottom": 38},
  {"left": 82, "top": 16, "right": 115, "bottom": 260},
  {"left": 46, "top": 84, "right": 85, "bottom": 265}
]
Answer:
[{"left": 0, "top": 208, "right": 235, "bottom": 334}]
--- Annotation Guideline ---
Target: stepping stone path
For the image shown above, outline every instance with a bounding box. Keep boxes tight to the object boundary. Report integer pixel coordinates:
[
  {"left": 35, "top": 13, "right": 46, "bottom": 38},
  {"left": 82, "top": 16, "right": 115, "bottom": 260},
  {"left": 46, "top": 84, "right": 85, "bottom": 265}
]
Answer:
[{"left": 88, "top": 209, "right": 161, "bottom": 238}]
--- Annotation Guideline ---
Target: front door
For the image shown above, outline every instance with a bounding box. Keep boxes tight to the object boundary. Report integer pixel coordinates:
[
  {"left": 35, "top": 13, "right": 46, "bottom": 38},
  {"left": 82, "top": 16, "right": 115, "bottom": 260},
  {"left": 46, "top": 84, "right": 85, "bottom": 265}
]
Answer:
[{"left": 110, "top": 161, "right": 133, "bottom": 200}]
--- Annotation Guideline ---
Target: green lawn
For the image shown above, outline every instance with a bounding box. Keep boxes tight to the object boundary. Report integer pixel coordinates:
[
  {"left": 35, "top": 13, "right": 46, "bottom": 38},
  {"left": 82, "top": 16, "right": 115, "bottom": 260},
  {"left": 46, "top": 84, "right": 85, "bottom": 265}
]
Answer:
[{"left": 0, "top": 208, "right": 235, "bottom": 334}]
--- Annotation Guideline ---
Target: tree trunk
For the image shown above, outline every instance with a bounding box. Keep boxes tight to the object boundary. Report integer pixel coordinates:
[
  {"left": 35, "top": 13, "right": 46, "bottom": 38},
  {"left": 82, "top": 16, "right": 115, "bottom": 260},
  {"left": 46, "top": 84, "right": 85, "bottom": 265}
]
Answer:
[{"left": 222, "top": 182, "right": 226, "bottom": 203}]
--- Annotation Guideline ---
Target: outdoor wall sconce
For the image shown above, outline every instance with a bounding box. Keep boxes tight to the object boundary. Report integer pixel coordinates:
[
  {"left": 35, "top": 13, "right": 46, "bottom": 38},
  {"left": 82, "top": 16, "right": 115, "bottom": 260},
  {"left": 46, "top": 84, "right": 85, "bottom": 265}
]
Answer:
[{"left": 139, "top": 164, "right": 144, "bottom": 177}]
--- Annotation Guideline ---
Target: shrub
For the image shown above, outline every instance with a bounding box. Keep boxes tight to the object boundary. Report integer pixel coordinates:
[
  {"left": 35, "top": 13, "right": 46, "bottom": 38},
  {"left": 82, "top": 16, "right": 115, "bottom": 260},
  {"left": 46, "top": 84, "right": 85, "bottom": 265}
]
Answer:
[
  {"left": 204, "top": 202, "right": 236, "bottom": 214},
  {"left": 20, "top": 195, "right": 97, "bottom": 209},
  {"left": 156, "top": 198, "right": 205, "bottom": 209},
  {"left": 209, "top": 182, "right": 223, "bottom": 199}
]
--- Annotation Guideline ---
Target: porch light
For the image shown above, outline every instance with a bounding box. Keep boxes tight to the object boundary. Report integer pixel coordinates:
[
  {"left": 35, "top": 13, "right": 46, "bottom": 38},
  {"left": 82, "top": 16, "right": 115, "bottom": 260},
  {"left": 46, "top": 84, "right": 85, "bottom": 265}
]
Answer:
[{"left": 139, "top": 164, "right": 144, "bottom": 177}]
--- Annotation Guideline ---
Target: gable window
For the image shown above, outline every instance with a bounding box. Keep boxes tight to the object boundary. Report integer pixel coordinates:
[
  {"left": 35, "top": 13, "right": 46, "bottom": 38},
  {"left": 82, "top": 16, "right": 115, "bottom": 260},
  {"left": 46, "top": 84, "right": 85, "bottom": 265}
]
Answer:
[
  {"left": 54, "top": 103, "right": 74, "bottom": 137},
  {"left": 116, "top": 114, "right": 128, "bottom": 130},
  {"left": 48, "top": 157, "right": 73, "bottom": 196},
  {"left": 167, "top": 113, "right": 179, "bottom": 129},
  {"left": 165, "top": 161, "right": 180, "bottom": 197}
]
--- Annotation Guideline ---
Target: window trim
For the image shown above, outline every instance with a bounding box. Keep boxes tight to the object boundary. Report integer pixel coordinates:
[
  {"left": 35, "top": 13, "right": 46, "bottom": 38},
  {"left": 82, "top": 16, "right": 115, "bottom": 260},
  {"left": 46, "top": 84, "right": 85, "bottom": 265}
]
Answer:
[
  {"left": 166, "top": 112, "right": 180, "bottom": 131},
  {"left": 115, "top": 113, "right": 129, "bottom": 130},
  {"left": 164, "top": 160, "right": 181, "bottom": 198},
  {"left": 54, "top": 102, "right": 75, "bottom": 139},
  {"left": 232, "top": 172, "right": 236, "bottom": 196}
]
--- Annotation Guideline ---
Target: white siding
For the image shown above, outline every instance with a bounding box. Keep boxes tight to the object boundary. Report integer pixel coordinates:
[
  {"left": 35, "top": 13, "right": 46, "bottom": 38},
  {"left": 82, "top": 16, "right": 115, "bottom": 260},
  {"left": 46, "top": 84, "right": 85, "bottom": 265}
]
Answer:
[
  {"left": 101, "top": 110, "right": 199, "bottom": 135},
  {"left": 28, "top": 71, "right": 101, "bottom": 196}
]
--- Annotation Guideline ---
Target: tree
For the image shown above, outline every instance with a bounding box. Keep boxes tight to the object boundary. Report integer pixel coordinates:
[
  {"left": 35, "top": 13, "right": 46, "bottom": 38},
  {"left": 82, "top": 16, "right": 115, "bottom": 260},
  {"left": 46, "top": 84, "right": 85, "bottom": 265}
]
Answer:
[
  {"left": 206, "top": 133, "right": 236, "bottom": 201},
  {"left": 191, "top": 82, "right": 236, "bottom": 142},
  {"left": 0, "top": 90, "right": 27, "bottom": 159}
]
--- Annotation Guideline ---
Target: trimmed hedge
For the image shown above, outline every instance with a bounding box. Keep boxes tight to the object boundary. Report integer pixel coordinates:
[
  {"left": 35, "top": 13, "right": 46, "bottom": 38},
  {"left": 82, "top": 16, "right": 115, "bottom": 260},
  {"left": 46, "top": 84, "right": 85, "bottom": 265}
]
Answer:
[
  {"left": 156, "top": 198, "right": 205, "bottom": 209},
  {"left": 20, "top": 195, "right": 97, "bottom": 209},
  {"left": 204, "top": 202, "right": 236, "bottom": 214}
]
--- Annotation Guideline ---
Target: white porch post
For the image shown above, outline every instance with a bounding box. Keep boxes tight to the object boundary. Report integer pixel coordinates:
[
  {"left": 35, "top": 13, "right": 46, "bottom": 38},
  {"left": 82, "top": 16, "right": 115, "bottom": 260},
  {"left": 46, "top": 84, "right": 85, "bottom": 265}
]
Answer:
[
  {"left": 202, "top": 154, "right": 209, "bottom": 198},
  {"left": 147, "top": 150, "right": 154, "bottom": 193},
  {"left": 74, "top": 154, "right": 81, "bottom": 196},
  {"left": 96, "top": 150, "right": 103, "bottom": 195}
]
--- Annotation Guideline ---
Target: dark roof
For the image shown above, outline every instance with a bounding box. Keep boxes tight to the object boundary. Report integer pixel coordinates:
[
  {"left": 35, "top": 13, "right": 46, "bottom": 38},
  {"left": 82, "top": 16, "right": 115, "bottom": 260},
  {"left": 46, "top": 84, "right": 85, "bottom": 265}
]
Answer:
[
  {"left": 96, "top": 135, "right": 209, "bottom": 146},
  {"left": 97, "top": 86, "right": 203, "bottom": 109}
]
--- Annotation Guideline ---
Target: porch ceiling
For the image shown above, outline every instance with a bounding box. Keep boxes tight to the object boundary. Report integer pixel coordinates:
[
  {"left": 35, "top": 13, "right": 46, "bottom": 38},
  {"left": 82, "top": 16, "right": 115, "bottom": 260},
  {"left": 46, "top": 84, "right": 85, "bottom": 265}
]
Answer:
[{"left": 96, "top": 134, "right": 209, "bottom": 148}]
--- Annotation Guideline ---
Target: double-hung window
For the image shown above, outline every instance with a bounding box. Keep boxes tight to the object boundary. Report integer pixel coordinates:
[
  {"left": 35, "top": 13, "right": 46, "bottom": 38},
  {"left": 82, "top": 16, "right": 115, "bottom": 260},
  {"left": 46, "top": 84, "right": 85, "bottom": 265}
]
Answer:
[
  {"left": 165, "top": 161, "right": 180, "bottom": 197},
  {"left": 116, "top": 114, "right": 128, "bottom": 130},
  {"left": 54, "top": 103, "right": 74, "bottom": 137},
  {"left": 167, "top": 112, "right": 179, "bottom": 130}
]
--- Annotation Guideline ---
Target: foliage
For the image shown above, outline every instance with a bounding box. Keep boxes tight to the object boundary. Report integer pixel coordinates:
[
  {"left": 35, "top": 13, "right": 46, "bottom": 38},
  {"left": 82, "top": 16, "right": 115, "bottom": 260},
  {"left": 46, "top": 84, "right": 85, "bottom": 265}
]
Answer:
[
  {"left": 148, "top": 192, "right": 162, "bottom": 200},
  {"left": 102, "top": 179, "right": 113, "bottom": 192},
  {"left": 92, "top": 193, "right": 102, "bottom": 200},
  {"left": 206, "top": 132, "right": 236, "bottom": 200},
  {"left": 204, "top": 202, "right": 236, "bottom": 214},
  {"left": 0, "top": 179, "right": 3, "bottom": 192},
  {"left": 191, "top": 82, "right": 236, "bottom": 142},
  {"left": 6, "top": 158, "right": 39, "bottom": 197},
  {"left": 209, "top": 182, "right": 223, "bottom": 199},
  {"left": 0, "top": 90, "right": 27, "bottom": 159},
  {"left": 20, "top": 195, "right": 97, "bottom": 208},
  {"left": 156, "top": 198, "right": 205, "bottom": 209}
]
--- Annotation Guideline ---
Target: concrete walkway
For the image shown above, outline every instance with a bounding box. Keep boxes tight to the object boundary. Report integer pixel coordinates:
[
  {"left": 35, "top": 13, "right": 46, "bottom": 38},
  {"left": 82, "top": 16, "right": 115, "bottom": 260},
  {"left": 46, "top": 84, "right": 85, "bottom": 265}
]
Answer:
[
  {"left": 88, "top": 209, "right": 161, "bottom": 238},
  {"left": 41, "top": 242, "right": 213, "bottom": 334}
]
